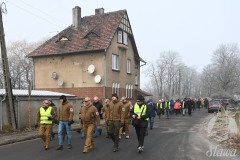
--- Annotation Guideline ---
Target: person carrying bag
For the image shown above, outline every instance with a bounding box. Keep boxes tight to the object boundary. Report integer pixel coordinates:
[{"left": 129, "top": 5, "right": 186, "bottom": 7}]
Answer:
[{"left": 130, "top": 95, "right": 150, "bottom": 153}]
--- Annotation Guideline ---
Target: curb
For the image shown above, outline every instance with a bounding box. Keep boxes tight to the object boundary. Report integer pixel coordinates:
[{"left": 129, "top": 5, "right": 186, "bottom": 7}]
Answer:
[{"left": 0, "top": 126, "right": 80, "bottom": 146}]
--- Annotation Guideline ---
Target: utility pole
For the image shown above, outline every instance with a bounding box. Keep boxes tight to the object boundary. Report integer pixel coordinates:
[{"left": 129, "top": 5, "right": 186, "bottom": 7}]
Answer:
[{"left": 0, "top": 2, "right": 17, "bottom": 130}]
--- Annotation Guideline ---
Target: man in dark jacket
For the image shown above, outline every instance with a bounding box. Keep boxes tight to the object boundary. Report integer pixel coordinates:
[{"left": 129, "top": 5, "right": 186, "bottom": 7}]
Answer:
[
  {"left": 92, "top": 96, "right": 103, "bottom": 137},
  {"left": 130, "top": 95, "right": 150, "bottom": 153},
  {"left": 147, "top": 99, "right": 157, "bottom": 129}
]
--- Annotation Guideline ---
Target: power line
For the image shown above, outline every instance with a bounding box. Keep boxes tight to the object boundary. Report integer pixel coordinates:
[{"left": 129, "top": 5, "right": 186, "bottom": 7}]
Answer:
[
  {"left": 19, "top": 0, "right": 68, "bottom": 25},
  {"left": 5, "top": 0, "right": 64, "bottom": 28}
]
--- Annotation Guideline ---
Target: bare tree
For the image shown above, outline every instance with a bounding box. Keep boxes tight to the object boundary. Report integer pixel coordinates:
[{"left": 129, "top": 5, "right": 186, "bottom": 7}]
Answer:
[
  {"left": 160, "top": 51, "right": 181, "bottom": 98},
  {"left": 201, "top": 64, "right": 215, "bottom": 97},
  {"left": 211, "top": 43, "right": 240, "bottom": 93},
  {"left": 144, "top": 51, "right": 200, "bottom": 100},
  {"left": 145, "top": 62, "right": 166, "bottom": 98},
  {"left": 0, "top": 39, "right": 46, "bottom": 89}
]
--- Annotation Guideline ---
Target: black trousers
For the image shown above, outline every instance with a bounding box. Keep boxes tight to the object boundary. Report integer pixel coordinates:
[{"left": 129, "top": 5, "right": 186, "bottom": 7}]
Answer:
[{"left": 135, "top": 126, "right": 147, "bottom": 147}]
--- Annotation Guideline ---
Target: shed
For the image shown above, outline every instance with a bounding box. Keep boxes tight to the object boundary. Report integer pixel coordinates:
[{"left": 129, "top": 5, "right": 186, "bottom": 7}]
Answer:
[{"left": 0, "top": 89, "right": 78, "bottom": 131}]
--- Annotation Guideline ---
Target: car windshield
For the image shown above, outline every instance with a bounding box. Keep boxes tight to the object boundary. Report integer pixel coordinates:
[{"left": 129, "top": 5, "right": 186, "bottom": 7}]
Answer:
[{"left": 211, "top": 101, "right": 220, "bottom": 105}]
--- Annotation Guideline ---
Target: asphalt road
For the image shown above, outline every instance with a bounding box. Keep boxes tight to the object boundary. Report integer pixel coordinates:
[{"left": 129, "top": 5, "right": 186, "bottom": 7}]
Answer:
[{"left": 0, "top": 109, "right": 239, "bottom": 160}]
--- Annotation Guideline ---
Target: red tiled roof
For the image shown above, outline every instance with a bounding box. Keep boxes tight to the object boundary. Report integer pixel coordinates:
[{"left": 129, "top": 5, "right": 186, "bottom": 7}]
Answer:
[{"left": 28, "top": 10, "right": 127, "bottom": 57}]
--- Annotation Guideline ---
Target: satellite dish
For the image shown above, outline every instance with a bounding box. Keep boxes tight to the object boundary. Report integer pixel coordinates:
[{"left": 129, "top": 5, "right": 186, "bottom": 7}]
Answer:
[
  {"left": 51, "top": 72, "right": 58, "bottom": 79},
  {"left": 87, "top": 64, "right": 95, "bottom": 74},
  {"left": 57, "top": 78, "right": 64, "bottom": 86},
  {"left": 94, "top": 75, "right": 102, "bottom": 83}
]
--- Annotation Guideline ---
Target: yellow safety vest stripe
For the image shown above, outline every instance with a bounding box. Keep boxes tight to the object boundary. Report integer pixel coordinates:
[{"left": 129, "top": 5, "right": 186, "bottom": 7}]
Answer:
[
  {"left": 40, "top": 107, "right": 52, "bottom": 124},
  {"left": 157, "top": 103, "right": 162, "bottom": 109},
  {"left": 165, "top": 102, "right": 171, "bottom": 109},
  {"left": 134, "top": 104, "right": 149, "bottom": 121}
]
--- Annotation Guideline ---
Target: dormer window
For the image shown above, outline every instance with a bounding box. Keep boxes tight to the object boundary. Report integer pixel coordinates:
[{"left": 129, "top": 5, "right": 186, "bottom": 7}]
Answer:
[
  {"left": 56, "top": 36, "right": 70, "bottom": 43},
  {"left": 59, "top": 36, "right": 69, "bottom": 41},
  {"left": 117, "top": 30, "right": 128, "bottom": 45}
]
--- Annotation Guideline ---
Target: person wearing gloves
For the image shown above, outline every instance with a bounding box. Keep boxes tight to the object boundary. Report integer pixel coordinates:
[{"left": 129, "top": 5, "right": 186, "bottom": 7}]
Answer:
[
  {"left": 107, "top": 93, "right": 124, "bottom": 152},
  {"left": 56, "top": 95, "right": 74, "bottom": 150},
  {"left": 130, "top": 95, "right": 150, "bottom": 153},
  {"left": 35, "top": 100, "right": 56, "bottom": 150}
]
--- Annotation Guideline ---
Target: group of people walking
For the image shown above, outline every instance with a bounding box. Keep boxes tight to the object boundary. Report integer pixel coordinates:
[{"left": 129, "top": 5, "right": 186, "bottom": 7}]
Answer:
[
  {"left": 35, "top": 95, "right": 74, "bottom": 150},
  {"left": 34, "top": 94, "right": 150, "bottom": 154},
  {"left": 153, "top": 97, "right": 209, "bottom": 118}
]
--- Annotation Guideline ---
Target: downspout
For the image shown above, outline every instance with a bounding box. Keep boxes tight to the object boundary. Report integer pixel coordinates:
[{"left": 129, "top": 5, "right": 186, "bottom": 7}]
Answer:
[
  {"left": 32, "top": 58, "right": 35, "bottom": 89},
  {"left": 0, "top": 96, "right": 6, "bottom": 131},
  {"left": 16, "top": 96, "right": 20, "bottom": 129},
  {"left": 103, "top": 49, "right": 107, "bottom": 99}
]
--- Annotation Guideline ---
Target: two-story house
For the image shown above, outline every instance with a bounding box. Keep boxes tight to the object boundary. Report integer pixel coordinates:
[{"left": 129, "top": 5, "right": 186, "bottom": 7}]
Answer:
[{"left": 28, "top": 6, "right": 151, "bottom": 100}]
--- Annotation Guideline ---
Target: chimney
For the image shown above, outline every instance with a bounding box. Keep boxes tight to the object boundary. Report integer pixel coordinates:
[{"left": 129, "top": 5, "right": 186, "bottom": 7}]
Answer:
[
  {"left": 72, "top": 6, "right": 81, "bottom": 28},
  {"left": 95, "top": 8, "right": 104, "bottom": 15}
]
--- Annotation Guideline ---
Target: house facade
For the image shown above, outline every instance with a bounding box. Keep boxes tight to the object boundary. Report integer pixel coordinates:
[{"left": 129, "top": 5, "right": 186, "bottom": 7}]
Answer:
[{"left": 28, "top": 6, "right": 151, "bottom": 100}]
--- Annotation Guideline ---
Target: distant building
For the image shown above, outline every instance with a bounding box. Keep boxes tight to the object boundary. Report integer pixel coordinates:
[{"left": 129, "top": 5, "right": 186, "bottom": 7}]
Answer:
[{"left": 28, "top": 6, "right": 151, "bottom": 100}]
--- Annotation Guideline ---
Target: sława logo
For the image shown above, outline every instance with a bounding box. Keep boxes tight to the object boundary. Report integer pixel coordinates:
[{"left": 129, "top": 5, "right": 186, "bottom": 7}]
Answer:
[{"left": 206, "top": 115, "right": 238, "bottom": 157}]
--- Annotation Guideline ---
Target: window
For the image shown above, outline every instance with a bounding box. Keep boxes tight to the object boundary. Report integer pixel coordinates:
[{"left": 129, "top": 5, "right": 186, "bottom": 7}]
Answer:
[
  {"left": 130, "top": 85, "right": 133, "bottom": 98},
  {"left": 112, "top": 54, "right": 119, "bottom": 70},
  {"left": 123, "top": 32, "right": 128, "bottom": 45},
  {"left": 135, "top": 76, "right": 138, "bottom": 85},
  {"left": 117, "top": 83, "right": 120, "bottom": 96},
  {"left": 113, "top": 82, "right": 120, "bottom": 95},
  {"left": 112, "top": 83, "right": 116, "bottom": 94},
  {"left": 127, "top": 59, "right": 131, "bottom": 73},
  {"left": 126, "top": 84, "right": 133, "bottom": 98},
  {"left": 117, "top": 31, "right": 123, "bottom": 43},
  {"left": 117, "top": 30, "right": 128, "bottom": 45}
]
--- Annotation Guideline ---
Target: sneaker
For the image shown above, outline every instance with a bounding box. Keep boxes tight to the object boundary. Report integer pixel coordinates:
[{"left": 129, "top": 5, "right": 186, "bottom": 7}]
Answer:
[
  {"left": 119, "top": 136, "right": 121, "bottom": 139},
  {"left": 56, "top": 145, "right": 63, "bottom": 150},
  {"left": 137, "top": 146, "right": 144, "bottom": 153},
  {"left": 67, "top": 144, "right": 72, "bottom": 149},
  {"left": 113, "top": 147, "right": 119, "bottom": 152},
  {"left": 123, "top": 132, "right": 126, "bottom": 135},
  {"left": 125, "top": 136, "right": 129, "bottom": 139}
]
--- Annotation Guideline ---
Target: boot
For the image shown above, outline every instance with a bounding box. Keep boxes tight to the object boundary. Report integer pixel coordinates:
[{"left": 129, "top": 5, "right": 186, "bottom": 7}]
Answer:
[
  {"left": 99, "top": 128, "right": 102, "bottom": 135},
  {"left": 89, "top": 143, "right": 95, "bottom": 150},
  {"left": 45, "top": 144, "right": 49, "bottom": 150},
  {"left": 56, "top": 145, "right": 63, "bottom": 150},
  {"left": 83, "top": 146, "right": 89, "bottom": 153}
]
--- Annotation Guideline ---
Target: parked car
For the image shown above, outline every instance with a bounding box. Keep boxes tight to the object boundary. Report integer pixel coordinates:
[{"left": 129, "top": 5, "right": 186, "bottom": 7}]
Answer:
[{"left": 208, "top": 99, "right": 222, "bottom": 113}]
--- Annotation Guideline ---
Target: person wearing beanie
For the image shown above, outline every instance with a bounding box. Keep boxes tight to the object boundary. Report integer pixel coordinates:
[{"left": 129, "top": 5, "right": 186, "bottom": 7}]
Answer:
[
  {"left": 148, "top": 99, "right": 157, "bottom": 129},
  {"left": 130, "top": 95, "right": 150, "bottom": 153},
  {"left": 56, "top": 95, "right": 74, "bottom": 150},
  {"left": 106, "top": 93, "right": 124, "bottom": 152}
]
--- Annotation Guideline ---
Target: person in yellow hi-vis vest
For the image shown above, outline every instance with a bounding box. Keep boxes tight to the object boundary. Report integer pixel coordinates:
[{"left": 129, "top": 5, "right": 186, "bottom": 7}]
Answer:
[
  {"left": 156, "top": 100, "right": 162, "bottom": 119},
  {"left": 130, "top": 95, "right": 150, "bottom": 153},
  {"left": 35, "top": 100, "right": 56, "bottom": 150}
]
